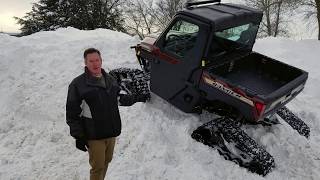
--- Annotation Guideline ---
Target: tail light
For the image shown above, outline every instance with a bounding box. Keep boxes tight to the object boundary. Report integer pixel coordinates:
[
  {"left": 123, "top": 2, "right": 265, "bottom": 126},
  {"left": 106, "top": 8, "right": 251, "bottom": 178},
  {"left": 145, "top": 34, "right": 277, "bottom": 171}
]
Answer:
[{"left": 254, "top": 101, "right": 266, "bottom": 120}]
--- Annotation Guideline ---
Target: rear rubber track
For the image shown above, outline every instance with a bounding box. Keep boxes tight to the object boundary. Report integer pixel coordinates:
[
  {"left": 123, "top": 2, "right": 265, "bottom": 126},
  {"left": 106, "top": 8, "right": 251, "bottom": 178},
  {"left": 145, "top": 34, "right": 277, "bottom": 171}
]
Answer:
[{"left": 192, "top": 117, "right": 275, "bottom": 176}]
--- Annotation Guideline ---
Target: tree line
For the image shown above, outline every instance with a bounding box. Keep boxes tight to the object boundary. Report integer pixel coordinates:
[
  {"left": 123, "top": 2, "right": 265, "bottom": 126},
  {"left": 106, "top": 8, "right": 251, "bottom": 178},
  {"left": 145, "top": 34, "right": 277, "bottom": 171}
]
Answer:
[
  {"left": 245, "top": 0, "right": 320, "bottom": 39},
  {"left": 15, "top": 0, "right": 320, "bottom": 40}
]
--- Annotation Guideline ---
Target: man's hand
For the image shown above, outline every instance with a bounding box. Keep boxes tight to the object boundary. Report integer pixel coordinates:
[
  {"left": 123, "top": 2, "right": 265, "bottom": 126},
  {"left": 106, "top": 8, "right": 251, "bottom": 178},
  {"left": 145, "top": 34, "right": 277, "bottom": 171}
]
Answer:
[{"left": 76, "top": 139, "right": 89, "bottom": 152}]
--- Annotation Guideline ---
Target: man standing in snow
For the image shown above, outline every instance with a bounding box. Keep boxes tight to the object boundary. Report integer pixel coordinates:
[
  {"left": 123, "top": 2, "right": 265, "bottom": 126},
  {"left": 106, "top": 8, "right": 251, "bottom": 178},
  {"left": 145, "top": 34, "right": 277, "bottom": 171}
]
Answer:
[{"left": 66, "top": 48, "right": 147, "bottom": 180}]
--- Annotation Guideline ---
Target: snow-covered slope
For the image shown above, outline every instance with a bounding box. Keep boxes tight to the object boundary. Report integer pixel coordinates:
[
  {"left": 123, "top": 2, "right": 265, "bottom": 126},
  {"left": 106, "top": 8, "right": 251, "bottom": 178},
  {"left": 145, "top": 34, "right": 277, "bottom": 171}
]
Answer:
[{"left": 0, "top": 28, "right": 319, "bottom": 180}]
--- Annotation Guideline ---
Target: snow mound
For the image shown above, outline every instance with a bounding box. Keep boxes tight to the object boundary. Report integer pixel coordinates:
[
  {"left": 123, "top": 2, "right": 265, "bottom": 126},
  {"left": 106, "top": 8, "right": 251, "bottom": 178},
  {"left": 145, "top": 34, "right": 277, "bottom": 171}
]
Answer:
[{"left": 0, "top": 28, "right": 319, "bottom": 180}]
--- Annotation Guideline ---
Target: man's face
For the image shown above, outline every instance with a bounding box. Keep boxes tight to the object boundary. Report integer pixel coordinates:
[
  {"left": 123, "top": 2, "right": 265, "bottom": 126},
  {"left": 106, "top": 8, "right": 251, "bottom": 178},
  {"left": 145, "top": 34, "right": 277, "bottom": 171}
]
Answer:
[{"left": 85, "top": 52, "right": 102, "bottom": 76}]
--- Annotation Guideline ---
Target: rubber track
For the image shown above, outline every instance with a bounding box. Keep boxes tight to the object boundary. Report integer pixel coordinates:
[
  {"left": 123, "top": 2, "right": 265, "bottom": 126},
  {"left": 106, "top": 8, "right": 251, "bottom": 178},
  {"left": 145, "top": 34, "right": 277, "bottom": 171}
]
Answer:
[
  {"left": 277, "top": 106, "right": 310, "bottom": 138},
  {"left": 192, "top": 117, "right": 275, "bottom": 176},
  {"left": 109, "top": 68, "right": 150, "bottom": 98}
]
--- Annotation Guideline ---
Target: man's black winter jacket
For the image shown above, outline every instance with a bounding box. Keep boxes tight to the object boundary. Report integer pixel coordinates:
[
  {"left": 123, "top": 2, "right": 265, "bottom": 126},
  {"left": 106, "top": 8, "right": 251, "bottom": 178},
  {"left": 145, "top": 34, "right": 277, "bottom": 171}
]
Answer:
[{"left": 66, "top": 68, "right": 131, "bottom": 140}]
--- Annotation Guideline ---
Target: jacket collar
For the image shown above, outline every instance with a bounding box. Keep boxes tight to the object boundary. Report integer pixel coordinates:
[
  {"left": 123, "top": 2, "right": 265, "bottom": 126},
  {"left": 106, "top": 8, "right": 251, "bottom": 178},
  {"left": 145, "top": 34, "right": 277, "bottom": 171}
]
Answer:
[{"left": 84, "top": 67, "right": 112, "bottom": 90}]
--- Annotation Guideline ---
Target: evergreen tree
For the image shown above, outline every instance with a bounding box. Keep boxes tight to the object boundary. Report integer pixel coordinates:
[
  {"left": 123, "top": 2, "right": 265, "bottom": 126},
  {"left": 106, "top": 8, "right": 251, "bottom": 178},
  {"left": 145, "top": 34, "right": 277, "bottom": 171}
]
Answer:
[{"left": 15, "top": 0, "right": 125, "bottom": 36}]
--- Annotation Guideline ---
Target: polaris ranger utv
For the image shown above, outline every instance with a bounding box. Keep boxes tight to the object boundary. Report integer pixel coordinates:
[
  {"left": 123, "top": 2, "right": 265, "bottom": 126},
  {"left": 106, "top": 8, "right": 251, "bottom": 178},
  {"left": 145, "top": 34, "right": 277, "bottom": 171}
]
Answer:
[{"left": 109, "top": 0, "right": 310, "bottom": 176}]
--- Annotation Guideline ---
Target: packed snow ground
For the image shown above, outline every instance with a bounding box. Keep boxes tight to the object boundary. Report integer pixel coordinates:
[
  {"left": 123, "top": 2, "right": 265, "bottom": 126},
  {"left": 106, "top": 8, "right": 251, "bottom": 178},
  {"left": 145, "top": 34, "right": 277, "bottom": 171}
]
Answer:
[{"left": 0, "top": 28, "right": 320, "bottom": 180}]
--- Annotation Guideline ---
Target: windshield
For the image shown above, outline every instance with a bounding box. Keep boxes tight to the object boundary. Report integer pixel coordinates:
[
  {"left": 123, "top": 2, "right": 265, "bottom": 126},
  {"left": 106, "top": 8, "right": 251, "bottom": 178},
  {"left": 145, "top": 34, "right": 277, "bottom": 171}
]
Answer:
[
  {"left": 164, "top": 20, "right": 199, "bottom": 58},
  {"left": 208, "top": 23, "right": 259, "bottom": 59}
]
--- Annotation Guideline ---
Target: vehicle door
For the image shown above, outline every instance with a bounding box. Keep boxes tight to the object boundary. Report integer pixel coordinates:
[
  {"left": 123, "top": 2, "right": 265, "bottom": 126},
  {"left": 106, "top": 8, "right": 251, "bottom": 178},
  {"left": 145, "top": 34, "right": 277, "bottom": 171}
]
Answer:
[{"left": 150, "top": 15, "right": 209, "bottom": 101}]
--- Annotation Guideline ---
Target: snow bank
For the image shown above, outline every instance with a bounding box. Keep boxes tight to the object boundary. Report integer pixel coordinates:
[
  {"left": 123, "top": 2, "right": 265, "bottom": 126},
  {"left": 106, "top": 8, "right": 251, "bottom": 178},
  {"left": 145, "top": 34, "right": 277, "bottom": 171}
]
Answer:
[{"left": 0, "top": 28, "right": 319, "bottom": 180}]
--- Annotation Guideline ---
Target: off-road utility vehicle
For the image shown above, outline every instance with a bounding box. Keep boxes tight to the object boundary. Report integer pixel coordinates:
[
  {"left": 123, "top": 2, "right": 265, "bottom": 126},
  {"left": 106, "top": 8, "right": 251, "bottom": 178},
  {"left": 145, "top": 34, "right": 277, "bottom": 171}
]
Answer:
[{"left": 109, "top": 0, "right": 310, "bottom": 176}]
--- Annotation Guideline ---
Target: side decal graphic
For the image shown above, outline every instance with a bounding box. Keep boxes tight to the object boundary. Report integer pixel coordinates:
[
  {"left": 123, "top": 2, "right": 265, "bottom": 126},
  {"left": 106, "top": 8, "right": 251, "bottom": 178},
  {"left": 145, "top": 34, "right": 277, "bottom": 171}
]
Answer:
[{"left": 203, "top": 76, "right": 254, "bottom": 106}]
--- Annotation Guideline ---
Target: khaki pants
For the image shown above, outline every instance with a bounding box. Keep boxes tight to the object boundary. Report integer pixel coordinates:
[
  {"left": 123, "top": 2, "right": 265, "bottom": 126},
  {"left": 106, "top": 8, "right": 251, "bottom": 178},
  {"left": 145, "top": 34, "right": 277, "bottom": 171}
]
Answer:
[{"left": 88, "top": 137, "right": 116, "bottom": 180}]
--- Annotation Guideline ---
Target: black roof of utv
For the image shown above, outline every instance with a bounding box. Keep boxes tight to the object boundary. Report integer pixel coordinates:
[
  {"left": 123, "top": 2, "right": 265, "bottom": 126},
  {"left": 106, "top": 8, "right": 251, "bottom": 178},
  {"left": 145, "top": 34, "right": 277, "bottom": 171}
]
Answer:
[{"left": 177, "top": 3, "right": 263, "bottom": 30}]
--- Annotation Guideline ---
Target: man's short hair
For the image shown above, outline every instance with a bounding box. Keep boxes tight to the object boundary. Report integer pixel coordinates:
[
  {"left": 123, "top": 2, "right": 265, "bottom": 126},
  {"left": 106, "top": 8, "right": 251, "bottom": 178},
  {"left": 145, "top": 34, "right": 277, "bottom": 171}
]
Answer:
[{"left": 84, "top": 48, "right": 101, "bottom": 59}]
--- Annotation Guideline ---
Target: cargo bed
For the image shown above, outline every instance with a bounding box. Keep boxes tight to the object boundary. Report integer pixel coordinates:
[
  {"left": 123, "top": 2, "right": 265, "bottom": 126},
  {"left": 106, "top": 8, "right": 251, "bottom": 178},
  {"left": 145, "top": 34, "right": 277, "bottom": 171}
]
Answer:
[{"left": 209, "top": 52, "right": 306, "bottom": 97}]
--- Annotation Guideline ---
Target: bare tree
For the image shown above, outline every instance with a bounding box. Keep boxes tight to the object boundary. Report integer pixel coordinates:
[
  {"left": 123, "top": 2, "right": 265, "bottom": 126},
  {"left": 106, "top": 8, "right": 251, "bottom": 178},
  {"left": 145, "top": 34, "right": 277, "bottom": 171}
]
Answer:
[
  {"left": 152, "top": 0, "right": 190, "bottom": 31},
  {"left": 124, "top": 0, "right": 191, "bottom": 39},
  {"left": 245, "top": 0, "right": 301, "bottom": 37},
  {"left": 316, "top": 0, "right": 320, "bottom": 39},
  {"left": 124, "top": 0, "right": 158, "bottom": 39},
  {"left": 301, "top": 0, "right": 320, "bottom": 40}
]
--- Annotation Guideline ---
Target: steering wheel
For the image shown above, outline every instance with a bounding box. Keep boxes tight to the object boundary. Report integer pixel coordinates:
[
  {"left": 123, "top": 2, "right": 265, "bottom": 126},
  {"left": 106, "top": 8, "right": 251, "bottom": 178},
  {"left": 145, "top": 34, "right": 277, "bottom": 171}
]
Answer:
[{"left": 167, "top": 34, "right": 181, "bottom": 42}]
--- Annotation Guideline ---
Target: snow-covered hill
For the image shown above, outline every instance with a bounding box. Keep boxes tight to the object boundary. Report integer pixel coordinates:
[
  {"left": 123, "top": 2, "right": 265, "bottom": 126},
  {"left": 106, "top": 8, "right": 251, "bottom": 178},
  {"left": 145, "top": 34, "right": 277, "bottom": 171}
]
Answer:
[{"left": 0, "top": 28, "right": 319, "bottom": 180}]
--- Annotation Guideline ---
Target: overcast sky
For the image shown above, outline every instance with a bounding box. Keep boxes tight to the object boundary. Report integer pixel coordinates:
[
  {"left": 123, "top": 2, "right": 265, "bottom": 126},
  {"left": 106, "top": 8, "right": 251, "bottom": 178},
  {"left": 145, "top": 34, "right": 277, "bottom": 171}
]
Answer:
[{"left": 0, "top": 0, "right": 37, "bottom": 32}]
